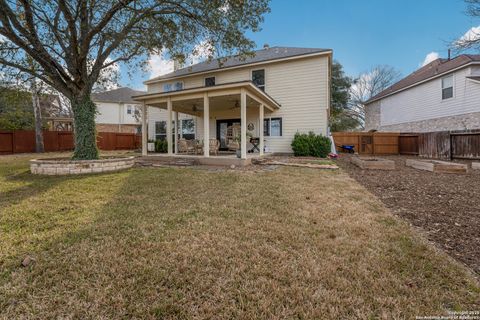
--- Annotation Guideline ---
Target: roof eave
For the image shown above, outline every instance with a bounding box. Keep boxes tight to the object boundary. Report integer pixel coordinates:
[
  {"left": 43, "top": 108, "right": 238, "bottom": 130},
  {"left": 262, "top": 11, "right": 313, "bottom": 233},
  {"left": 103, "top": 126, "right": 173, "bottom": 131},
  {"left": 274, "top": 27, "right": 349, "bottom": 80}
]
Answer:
[
  {"left": 365, "top": 61, "right": 480, "bottom": 105},
  {"left": 133, "top": 81, "right": 281, "bottom": 110}
]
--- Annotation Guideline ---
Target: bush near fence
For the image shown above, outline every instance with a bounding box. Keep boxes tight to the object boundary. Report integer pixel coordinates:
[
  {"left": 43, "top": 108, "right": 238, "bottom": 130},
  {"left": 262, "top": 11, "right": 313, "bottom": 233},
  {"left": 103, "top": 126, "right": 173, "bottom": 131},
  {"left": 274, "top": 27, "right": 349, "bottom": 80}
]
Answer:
[{"left": 0, "top": 130, "right": 141, "bottom": 155}]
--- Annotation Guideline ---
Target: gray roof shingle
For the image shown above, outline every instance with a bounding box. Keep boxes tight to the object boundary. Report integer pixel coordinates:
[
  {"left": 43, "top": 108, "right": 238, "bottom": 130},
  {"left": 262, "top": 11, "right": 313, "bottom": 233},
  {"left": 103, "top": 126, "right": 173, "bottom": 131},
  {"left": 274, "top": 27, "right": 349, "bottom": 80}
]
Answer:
[
  {"left": 91, "top": 87, "right": 146, "bottom": 104},
  {"left": 366, "top": 54, "right": 480, "bottom": 104},
  {"left": 146, "top": 46, "right": 331, "bottom": 83}
]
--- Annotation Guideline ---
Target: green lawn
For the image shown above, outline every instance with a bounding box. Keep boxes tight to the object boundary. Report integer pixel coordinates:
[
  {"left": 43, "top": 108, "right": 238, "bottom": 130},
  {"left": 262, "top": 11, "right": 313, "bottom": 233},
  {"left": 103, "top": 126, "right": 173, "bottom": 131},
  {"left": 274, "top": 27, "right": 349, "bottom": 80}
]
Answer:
[{"left": 0, "top": 152, "right": 478, "bottom": 319}]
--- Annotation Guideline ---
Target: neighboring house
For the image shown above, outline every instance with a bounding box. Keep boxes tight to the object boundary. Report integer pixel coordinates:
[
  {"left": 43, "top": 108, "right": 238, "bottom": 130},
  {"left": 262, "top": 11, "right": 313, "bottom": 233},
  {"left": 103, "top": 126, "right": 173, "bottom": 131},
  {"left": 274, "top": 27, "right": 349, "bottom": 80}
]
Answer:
[
  {"left": 365, "top": 54, "right": 480, "bottom": 132},
  {"left": 92, "top": 87, "right": 146, "bottom": 133},
  {"left": 133, "top": 45, "right": 332, "bottom": 157}
]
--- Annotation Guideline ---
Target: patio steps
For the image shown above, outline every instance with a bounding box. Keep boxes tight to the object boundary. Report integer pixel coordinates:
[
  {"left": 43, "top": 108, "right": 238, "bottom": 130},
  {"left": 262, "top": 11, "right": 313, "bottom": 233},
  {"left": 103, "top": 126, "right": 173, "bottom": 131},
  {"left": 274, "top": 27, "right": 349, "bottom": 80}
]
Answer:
[{"left": 136, "top": 156, "right": 199, "bottom": 167}]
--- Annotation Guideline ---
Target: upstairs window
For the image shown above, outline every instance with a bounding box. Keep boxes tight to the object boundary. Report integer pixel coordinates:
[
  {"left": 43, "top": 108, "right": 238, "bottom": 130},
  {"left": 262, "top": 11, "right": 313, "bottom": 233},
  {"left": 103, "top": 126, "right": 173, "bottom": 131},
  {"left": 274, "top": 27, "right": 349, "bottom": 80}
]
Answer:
[
  {"left": 126, "top": 105, "right": 133, "bottom": 114},
  {"left": 205, "top": 77, "right": 216, "bottom": 87},
  {"left": 163, "top": 81, "right": 183, "bottom": 92},
  {"left": 442, "top": 75, "right": 453, "bottom": 100},
  {"left": 252, "top": 69, "right": 265, "bottom": 91}
]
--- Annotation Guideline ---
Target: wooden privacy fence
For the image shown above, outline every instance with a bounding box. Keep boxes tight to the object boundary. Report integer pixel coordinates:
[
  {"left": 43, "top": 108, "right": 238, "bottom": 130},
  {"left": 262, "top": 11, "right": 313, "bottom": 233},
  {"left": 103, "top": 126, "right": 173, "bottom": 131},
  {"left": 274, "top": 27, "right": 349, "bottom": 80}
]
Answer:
[
  {"left": 333, "top": 130, "right": 480, "bottom": 160},
  {"left": 418, "top": 130, "right": 480, "bottom": 160},
  {"left": 0, "top": 130, "right": 141, "bottom": 155},
  {"left": 332, "top": 132, "right": 402, "bottom": 155}
]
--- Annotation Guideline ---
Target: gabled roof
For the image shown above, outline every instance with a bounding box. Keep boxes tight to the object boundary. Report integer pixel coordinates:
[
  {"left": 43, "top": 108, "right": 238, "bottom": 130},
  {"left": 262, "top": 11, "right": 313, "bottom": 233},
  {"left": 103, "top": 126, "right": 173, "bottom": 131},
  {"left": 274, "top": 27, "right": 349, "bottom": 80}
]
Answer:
[
  {"left": 366, "top": 54, "right": 480, "bottom": 104},
  {"left": 91, "top": 87, "right": 146, "bottom": 104},
  {"left": 145, "top": 46, "right": 331, "bottom": 84}
]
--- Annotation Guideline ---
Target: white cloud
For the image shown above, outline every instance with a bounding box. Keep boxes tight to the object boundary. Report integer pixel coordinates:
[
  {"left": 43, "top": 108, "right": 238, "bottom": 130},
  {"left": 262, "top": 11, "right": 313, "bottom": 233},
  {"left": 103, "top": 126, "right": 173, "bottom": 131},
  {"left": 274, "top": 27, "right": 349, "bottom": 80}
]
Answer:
[
  {"left": 147, "top": 51, "right": 174, "bottom": 78},
  {"left": 147, "top": 41, "right": 213, "bottom": 78},
  {"left": 421, "top": 52, "right": 440, "bottom": 67},
  {"left": 455, "top": 26, "right": 480, "bottom": 47}
]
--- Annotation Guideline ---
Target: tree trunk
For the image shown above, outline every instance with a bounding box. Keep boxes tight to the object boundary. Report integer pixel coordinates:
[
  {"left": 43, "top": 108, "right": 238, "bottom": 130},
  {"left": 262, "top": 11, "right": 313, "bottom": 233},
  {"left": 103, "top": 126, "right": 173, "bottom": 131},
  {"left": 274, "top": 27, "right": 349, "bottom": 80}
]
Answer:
[
  {"left": 31, "top": 80, "right": 44, "bottom": 153},
  {"left": 71, "top": 93, "right": 99, "bottom": 160}
]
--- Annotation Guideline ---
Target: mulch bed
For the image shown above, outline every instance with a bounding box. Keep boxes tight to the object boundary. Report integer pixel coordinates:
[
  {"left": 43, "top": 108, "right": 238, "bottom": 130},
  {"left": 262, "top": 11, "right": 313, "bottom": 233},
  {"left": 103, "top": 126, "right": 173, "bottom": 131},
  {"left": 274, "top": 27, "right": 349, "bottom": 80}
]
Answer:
[{"left": 337, "top": 154, "right": 480, "bottom": 275}]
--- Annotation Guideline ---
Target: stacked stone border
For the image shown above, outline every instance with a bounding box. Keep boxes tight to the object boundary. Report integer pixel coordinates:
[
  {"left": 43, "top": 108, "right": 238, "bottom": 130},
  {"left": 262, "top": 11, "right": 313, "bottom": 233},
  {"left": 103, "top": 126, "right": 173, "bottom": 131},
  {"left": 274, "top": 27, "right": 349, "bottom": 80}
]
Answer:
[{"left": 30, "top": 156, "right": 135, "bottom": 175}]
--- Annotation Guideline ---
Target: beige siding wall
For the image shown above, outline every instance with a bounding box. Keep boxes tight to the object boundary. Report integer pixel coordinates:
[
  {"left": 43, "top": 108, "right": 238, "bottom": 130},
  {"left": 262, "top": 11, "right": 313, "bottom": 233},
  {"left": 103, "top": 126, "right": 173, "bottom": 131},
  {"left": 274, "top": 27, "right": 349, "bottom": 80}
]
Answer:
[{"left": 147, "top": 54, "right": 330, "bottom": 153}]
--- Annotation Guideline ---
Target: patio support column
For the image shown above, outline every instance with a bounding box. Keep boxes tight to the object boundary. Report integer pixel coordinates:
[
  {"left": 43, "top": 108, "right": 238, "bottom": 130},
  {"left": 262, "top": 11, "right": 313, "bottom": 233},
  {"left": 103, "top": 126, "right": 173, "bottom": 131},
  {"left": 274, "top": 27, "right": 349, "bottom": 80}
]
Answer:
[
  {"left": 141, "top": 102, "right": 147, "bottom": 156},
  {"left": 167, "top": 97, "right": 173, "bottom": 155},
  {"left": 241, "top": 88, "right": 247, "bottom": 159},
  {"left": 259, "top": 104, "right": 264, "bottom": 156},
  {"left": 174, "top": 111, "right": 179, "bottom": 154},
  {"left": 203, "top": 93, "right": 210, "bottom": 157}
]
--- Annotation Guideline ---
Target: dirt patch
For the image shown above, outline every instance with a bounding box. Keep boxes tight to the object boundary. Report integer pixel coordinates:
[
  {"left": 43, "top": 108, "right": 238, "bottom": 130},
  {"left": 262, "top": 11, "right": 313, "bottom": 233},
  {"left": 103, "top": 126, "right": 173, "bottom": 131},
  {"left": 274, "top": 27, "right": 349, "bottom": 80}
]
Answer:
[{"left": 337, "top": 154, "right": 480, "bottom": 275}]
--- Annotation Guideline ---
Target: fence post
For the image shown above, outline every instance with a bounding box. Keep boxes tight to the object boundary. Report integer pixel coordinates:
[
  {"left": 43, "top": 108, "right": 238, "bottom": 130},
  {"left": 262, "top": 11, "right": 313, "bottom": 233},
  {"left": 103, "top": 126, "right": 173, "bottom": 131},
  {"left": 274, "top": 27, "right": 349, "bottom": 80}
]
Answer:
[
  {"left": 12, "top": 130, "right": 16, "bottom": 154},
  {"left": 449, "top": 133, "right": 453, "bottom": 161}
]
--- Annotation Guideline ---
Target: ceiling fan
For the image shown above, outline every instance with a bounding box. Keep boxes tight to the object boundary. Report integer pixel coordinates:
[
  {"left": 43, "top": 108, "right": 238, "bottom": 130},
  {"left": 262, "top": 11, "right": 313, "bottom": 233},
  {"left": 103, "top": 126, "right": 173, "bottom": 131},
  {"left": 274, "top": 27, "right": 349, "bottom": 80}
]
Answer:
[
  {"left": 192, "top": 104, "right": 203, "bottom": 112},
  {"left": 229, "top": 100, "right": 240, "bottom": 110}
]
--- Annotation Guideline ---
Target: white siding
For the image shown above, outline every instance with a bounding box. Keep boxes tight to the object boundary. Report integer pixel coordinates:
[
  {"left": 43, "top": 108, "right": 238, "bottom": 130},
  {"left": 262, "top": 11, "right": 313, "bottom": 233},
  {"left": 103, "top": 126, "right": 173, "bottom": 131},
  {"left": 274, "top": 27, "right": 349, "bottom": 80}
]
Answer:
[
  {"left": 146, "top": 54, "right": 330, "bottom": 153},
  {"left": 380, "top": 67, "right": 480, "bottom": 126},
  {"left": 95, "top": 101, "right": 141, "bottom": 125}
]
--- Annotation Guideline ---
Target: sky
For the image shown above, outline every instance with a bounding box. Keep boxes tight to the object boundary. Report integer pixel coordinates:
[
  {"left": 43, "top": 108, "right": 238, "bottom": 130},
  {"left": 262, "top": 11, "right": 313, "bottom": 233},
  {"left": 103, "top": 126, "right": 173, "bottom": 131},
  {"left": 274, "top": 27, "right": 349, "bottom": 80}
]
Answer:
[{"left": 120, "top": 0, "right": 480, "bottom": 90}]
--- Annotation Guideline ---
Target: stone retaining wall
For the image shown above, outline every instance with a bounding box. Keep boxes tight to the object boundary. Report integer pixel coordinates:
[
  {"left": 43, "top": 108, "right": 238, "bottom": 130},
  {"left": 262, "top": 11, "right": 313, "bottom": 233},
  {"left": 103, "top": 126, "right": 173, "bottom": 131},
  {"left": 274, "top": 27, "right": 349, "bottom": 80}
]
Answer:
[{"left": 30, "top": 157, "right": 135, "bottom": 175}]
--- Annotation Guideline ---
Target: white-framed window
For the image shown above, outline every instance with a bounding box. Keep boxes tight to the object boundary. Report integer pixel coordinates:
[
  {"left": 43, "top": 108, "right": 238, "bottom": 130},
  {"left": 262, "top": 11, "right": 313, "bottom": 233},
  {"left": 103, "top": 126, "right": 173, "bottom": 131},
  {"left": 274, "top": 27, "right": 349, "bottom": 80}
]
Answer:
[
  {"left": 181, "top": 119, "right": 195, "bottom": 140},
  {"left": 155, "top": 121, "right": 167, "bottom": 140},
  {"left": 126, "top": 105, "right": 133, "bottom": 114},
  {"left": 205, "top": 76, "right": 215, "bottom": 87},
  {"left": 442, "top": 75, "right": 453, "bottom": 100},
  {"left": 155, "top": 120, "right": 175, "bottom": 140},
  {"left": 163, "top": 81, "right": 184, "bottom": 92},
  {"left": 263, "top": 117, "right": 282, "bottom": 137},
  {"left": 252, "top": 69, "right": 265, "bottom": 91}
]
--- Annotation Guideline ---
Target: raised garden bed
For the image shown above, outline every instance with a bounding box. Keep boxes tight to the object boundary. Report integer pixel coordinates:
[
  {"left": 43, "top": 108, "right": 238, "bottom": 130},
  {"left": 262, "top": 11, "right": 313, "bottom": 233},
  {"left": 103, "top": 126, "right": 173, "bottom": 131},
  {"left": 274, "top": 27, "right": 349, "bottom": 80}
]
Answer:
[
  {"left": 350, "top": 156, "right": 395, "bottom": 170},
  {"left": 405, "top": 159, "right": 467, "bottom": 174},
  {"left": 30, "top": 156, "right": 135, "bottom": 175}
]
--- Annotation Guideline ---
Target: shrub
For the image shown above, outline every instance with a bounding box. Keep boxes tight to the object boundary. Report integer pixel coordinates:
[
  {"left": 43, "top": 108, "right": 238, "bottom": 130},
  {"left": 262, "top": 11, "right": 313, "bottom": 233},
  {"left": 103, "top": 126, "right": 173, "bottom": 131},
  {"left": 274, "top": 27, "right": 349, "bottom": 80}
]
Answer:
[
  {"left": 155, "top": 139, "right": 168, "bottom": 153},
  {"left": 291, "top": 132, "right": 331, "bottom": 158}
]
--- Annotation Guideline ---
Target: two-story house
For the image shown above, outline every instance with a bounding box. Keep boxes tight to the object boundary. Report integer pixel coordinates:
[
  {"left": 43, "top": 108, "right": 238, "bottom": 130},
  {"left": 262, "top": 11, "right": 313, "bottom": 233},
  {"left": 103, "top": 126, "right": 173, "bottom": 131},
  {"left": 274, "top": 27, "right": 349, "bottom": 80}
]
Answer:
[
  {"left": 365, "top": 54, "right": 480, "bottom": 132},
  {"left": 92, "top": 87, "right": 146, "bottom": 133},
  {"left": 133, "top": 46, "right": 332, "bottom": 161}
]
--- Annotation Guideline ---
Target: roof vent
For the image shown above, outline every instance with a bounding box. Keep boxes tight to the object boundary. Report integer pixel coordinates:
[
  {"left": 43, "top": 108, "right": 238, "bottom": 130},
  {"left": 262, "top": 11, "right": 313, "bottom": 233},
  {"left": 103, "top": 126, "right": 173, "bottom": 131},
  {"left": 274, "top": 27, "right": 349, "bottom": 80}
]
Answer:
[{"left": 263, "top": 43, "right": 270, "bottom": 49}]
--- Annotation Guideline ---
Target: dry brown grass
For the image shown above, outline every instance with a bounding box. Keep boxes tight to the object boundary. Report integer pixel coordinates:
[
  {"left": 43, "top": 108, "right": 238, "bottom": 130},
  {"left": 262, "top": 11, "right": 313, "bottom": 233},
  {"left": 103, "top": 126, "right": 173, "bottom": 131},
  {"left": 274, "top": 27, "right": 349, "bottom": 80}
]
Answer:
[{"left": 0, "top": 152, "right": 479, "bottom": 319}]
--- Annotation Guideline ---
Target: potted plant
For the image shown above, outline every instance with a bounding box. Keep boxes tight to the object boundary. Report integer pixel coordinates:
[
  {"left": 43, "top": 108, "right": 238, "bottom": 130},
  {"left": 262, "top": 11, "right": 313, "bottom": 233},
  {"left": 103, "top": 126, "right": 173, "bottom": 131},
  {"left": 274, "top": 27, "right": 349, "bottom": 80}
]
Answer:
[
  {"left": 234, "top": 132, "right": 253, "bottom": 158},
  {"left": 147, "top": 139, "right": 155, "bottom": 152}
]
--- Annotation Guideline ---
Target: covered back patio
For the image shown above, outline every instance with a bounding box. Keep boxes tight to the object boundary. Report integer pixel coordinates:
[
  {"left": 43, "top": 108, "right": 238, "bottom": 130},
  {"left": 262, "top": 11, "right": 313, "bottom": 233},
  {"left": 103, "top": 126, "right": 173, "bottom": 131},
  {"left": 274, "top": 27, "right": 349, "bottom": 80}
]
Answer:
[{"left": 133, "top": 81, "right": 281, "bottom": 163}]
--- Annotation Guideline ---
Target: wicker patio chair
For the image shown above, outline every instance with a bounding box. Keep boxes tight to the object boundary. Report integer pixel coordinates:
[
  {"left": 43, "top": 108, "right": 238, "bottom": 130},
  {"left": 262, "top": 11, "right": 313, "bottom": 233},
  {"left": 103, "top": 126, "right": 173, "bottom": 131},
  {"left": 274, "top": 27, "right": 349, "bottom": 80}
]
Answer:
[{"left": 209, "top": 139, "right": 220, "bottom": 155}]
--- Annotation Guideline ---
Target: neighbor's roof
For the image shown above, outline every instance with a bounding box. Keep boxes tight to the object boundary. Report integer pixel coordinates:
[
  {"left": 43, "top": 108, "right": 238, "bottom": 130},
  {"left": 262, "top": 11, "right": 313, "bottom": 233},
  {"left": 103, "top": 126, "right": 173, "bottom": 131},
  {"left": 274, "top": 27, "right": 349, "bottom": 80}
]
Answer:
[
  {"left": 145, "top": 46, "right": 332, "bottom": 84},
  {"left": 366, "top": 54, "right": 480, "bottom": 104},
  {"left": 91, "top": 87, "right": 146, "bottom": 104}
]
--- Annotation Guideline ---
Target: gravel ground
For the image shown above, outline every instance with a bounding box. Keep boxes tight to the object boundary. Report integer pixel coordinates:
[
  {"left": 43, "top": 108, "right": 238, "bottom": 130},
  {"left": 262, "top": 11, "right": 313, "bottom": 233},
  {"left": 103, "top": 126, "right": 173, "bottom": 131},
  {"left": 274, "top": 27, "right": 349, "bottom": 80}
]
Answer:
[{"left": 337, "top": 154, "right": 480, "bottom": 275}]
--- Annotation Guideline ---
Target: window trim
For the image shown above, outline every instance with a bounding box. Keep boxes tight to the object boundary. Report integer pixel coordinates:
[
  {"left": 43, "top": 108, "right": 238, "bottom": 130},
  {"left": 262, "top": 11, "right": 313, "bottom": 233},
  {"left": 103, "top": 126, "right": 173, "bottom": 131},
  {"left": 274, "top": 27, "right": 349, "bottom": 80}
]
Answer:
[
  {"left": 204, "top": 76, "right": 216, "bottom": 87},
  {"left": 180, "top": 118, "right": 196, "bottom": 139},
  {"left": 252, "top": 69, "right": 266, "bottom": 91},
  {"left": 126, "top": 105, "right": 133, "bottom": 115},
  {"left": 263, "top": 117, "right": 282, "bottom": 137},
  {"left": 155, "top": 120, "right": 167, "bottom": 140},
  {"left": 163, "top": 80, "right": 184, "bottom": 92},
  {"left": 441, "top": 74, "right": 454, "bottom": 100}
]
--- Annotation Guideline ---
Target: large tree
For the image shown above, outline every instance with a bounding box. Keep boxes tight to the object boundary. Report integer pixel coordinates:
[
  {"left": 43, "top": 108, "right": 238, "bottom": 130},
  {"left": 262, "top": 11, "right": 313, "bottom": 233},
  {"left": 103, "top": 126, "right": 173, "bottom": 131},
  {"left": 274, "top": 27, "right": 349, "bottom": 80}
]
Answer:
[
  {"left": 348, "top": 65, "right": 401, "bottom": 128},
  {"left": 329, "top": 60, "right": 359, "bottom": 132},
  {"left": 0, "top": 0, "right": 269, "bottom": 159}
]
